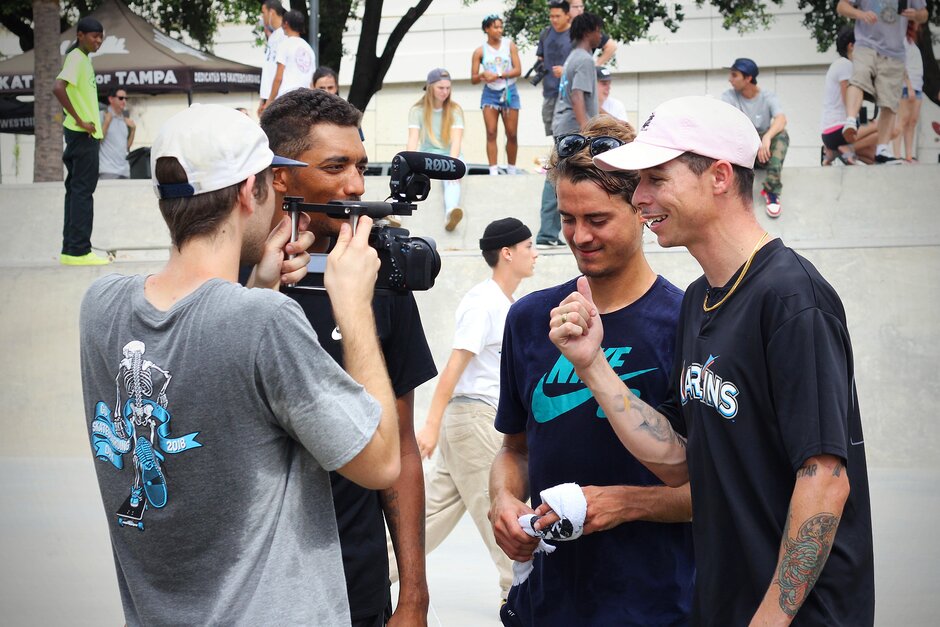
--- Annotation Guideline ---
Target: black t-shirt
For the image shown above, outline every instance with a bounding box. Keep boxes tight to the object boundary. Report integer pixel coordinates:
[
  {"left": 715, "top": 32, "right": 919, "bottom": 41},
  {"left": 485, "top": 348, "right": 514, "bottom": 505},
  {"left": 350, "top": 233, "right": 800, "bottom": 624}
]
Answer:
[
  {"left": 291, "top": 287, "right": 437, "bottom": 618},
  {"left": 658, "top": 239, "right": 874, "bottom": 626}
]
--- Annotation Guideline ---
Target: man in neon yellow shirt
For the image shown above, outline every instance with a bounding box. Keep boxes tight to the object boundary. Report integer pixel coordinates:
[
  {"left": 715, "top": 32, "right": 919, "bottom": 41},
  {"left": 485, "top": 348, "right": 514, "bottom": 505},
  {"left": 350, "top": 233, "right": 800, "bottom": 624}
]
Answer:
[{"left": 53, "top": 16, "right": 110, "bottom": 265}]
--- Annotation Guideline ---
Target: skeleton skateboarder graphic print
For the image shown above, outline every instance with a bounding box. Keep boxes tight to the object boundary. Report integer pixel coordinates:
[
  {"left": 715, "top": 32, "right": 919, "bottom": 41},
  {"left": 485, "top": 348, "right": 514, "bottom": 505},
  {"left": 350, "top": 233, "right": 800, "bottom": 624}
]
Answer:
[{"left": 90, "top": 340, "right": 201, "bottom": 530}]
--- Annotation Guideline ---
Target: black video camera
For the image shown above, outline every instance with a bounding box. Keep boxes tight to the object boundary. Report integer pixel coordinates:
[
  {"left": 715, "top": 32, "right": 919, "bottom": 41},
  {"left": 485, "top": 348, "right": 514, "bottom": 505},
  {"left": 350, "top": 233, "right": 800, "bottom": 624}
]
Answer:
[
  {"left": 525, "top": 59, "right": 548, "bottom": 86},
  {"left": 283, "top": 151, "right": 465, "bottom": 293}
]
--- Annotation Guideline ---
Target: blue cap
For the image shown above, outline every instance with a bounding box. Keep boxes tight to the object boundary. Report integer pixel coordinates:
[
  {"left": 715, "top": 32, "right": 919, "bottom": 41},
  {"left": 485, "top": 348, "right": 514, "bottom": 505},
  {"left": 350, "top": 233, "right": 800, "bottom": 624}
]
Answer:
[
  {"left": 729, "top": 58, "right": 759, "bottom": 79},
  {"left": 272, "top": 155, "right": 307, "bottom": 167}
]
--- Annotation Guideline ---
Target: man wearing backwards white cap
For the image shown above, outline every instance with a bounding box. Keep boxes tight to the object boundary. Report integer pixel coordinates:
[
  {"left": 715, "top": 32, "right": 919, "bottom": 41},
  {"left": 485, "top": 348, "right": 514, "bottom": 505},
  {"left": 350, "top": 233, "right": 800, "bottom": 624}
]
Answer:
[
  {"left": 541, "top": 95, "right": 875, "bottom": 625},
  {"left": 79, "top": 103, "right": 402, "bottom": 625}
]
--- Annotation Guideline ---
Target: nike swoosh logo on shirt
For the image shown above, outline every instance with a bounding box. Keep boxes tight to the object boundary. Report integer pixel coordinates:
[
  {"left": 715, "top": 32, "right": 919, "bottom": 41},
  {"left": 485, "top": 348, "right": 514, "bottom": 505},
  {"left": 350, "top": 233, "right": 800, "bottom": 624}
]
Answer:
[{"left": 531, "top": 368, "right": 656, "bottom": 423}]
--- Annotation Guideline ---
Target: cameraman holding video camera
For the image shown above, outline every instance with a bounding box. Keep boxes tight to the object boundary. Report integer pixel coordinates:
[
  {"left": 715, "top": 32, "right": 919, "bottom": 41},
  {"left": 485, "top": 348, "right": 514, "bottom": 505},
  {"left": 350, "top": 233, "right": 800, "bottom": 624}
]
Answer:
[
  {"left": 261, "top": 88, "right": 437, "bottom": 627},
  {"left": 81, "top": 104, "right": 402, "bottom": 625}
]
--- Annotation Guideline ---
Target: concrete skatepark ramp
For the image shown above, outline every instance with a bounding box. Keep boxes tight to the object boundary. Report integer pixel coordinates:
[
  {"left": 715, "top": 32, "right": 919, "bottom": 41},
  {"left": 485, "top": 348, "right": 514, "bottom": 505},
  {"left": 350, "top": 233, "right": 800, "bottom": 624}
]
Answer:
[{"left": 0, "top": 165, "right": 937, "bottom": 624}]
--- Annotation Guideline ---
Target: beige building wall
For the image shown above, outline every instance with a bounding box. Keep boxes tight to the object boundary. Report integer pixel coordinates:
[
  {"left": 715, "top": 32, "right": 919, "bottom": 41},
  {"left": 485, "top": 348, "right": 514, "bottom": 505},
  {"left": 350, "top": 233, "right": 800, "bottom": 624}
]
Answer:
[{"left": 2, "top": 0, "right": 939, "bottom": 183}]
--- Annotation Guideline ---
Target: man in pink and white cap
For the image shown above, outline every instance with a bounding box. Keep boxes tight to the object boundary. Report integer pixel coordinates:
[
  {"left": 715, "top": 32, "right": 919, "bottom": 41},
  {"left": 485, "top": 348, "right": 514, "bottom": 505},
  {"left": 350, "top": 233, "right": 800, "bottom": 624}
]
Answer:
[{"left": 540, "top": 95, "right": 876, "bottom": 625}]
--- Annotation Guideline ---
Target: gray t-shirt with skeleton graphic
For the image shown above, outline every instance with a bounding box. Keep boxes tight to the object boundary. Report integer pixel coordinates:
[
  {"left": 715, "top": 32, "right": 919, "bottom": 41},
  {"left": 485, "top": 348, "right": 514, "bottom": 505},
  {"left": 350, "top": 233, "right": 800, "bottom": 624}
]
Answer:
[{"left": 80, "top": 274, "right": 380, "bottom": 626}]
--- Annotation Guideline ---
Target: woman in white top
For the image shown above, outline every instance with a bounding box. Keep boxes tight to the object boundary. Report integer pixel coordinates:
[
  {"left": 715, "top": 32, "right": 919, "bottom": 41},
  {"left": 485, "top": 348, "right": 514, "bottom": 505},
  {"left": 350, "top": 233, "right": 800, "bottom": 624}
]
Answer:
[
  {"left": 894, "top": 21, "right": 924, "bottom": 162},
  {"left": 820, "top": 29, "right": 879, "bottom": 165},
  {"left": 471, "top": 15, "right": 522, "bottom": 175},
  {"left": 407, "top": 68, "right": 466, "bottom": 232}
]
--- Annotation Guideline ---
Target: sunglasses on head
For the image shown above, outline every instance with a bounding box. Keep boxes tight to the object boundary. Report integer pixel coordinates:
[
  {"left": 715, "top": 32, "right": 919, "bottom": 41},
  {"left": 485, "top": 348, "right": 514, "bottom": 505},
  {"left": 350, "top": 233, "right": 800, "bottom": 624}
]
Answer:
[{"left": 555, "top": 134, "right": 624, "bottom": 159}]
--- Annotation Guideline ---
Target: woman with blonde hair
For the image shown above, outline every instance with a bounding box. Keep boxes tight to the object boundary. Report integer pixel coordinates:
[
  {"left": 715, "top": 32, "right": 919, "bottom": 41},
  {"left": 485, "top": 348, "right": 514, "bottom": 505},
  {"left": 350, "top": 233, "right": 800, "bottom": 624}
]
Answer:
[{"left": 408, "top": 68, "right": 466, "bottom": 231}]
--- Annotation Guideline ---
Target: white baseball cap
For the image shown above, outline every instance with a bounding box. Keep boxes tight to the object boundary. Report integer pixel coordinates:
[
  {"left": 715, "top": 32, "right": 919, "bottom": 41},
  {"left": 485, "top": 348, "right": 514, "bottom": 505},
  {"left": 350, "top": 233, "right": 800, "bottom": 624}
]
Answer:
[
  {"left": 594, "top": 95, "right": 760, "bottom": 172},
  {"left": 151, "top": 103, "right": 306, "bottom": 199}
]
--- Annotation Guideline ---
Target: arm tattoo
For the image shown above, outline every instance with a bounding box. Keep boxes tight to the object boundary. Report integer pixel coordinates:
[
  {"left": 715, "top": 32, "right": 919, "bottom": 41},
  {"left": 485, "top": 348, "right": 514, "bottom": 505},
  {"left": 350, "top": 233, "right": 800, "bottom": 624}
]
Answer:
[
  {"left": 796, "top": 464, "right": 817, "bottom": 479},
  {"left": 776, "top": 511, "right": 840, "bottom": 616},
  {"left": 624, "top": 394, "right": 673, "bottom": 443},
  {"left": 832, "top": 463, "right": 843, "bottom": 477}
]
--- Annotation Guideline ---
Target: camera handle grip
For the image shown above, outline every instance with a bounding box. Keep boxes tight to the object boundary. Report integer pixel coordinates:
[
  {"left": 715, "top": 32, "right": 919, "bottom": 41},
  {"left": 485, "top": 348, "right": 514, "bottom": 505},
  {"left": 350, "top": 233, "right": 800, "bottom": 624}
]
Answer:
[{"left": 289, "top": 211, "right": 299, "bottom": 260}]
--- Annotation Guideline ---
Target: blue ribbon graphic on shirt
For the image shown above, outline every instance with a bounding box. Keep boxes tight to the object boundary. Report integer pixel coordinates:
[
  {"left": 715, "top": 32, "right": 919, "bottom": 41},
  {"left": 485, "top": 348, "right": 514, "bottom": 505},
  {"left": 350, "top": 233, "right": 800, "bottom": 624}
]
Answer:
[
  {"left": 91, "top": 401, "right": 132, "bottom": 469},
  {"left": 122, "top": 399, "right": 201, "bottom": 458}
]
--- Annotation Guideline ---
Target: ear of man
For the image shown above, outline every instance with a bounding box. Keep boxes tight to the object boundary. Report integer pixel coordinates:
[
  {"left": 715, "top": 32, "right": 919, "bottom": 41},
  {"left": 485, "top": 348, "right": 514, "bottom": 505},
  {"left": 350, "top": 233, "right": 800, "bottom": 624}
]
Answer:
[
  {"left": 237, "top": 174, "right": 258, "bottom": 218},
  {"left": 272, "top": 167, "right": 290, "bottom": 194},
  {"left": 710, "top": 160, "right": 736, "bottom": 197}
]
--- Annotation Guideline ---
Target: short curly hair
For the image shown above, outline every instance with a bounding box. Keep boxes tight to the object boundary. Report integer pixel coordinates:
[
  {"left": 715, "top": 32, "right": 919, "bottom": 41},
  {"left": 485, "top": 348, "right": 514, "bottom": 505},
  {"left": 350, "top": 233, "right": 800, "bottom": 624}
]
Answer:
[
  {"left": 570, "top": 12, "right": 603, "bottom": 43},
  {"left": 547, "top": 114, "right": 638, "bottom": 207},
  {"left": 260, "top": 88, "right": 362, "bottom": 160}
]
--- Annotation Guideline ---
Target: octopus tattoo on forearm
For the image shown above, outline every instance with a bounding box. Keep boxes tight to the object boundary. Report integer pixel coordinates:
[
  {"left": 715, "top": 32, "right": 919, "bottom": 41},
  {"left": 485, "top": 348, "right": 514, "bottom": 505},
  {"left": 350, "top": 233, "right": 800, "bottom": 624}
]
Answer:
[{"left": 776, "top": 511, "right": 840, "bottom": 615}]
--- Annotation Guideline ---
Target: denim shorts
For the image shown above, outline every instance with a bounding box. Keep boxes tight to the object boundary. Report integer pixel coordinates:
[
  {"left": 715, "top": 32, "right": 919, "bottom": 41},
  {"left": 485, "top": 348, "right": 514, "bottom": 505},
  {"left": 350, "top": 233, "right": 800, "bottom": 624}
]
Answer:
[
  {"left": 481, "top": 84, "right": 520, "bottom": 110},
  {"left": 901, "top": 87, "right": 923, "bottom": 100}
]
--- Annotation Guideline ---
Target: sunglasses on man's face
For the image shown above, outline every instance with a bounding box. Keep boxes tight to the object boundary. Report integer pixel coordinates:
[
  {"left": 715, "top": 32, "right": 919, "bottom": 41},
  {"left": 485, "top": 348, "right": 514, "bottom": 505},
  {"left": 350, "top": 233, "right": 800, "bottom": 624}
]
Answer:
[
  {"left": 114, "top": 96, "right": 127, "bottom": 101},
  {"left": 555, "top": 134, "right": 624, "bottom": 159}
]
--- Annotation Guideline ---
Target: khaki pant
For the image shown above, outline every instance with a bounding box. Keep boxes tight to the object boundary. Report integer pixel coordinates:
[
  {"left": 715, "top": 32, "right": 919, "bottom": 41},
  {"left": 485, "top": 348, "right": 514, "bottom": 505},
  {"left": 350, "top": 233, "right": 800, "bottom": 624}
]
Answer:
[
  {"left": 850, "top": 45, "right": 905, "bottom": 112},
  {"left": 387, "top": 398, "right": 513, "bottom": 599}
]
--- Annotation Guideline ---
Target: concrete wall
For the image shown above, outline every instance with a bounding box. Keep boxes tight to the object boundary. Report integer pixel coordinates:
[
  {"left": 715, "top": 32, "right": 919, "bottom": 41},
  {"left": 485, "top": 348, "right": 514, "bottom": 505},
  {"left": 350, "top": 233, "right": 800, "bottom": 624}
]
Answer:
[
  {"left": 3, "top": 0, "right": 940, "bottom": 183},
  {"left": 1, "top": 165, "right": 937, "bottom": 467}
]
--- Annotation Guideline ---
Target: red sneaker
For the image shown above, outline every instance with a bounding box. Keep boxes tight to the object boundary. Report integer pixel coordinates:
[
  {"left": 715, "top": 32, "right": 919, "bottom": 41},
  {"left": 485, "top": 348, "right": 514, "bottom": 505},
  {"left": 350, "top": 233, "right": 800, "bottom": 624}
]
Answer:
[{"left": 761, "top": 189, "right": 781, "bottom": 218}]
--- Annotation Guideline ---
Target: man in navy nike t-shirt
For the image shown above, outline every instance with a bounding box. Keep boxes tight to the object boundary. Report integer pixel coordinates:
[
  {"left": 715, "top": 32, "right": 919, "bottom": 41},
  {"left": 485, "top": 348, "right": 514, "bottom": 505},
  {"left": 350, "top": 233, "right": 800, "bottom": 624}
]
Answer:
[{"left": 489, "top": 116, "right": 694, "bottom": 626}]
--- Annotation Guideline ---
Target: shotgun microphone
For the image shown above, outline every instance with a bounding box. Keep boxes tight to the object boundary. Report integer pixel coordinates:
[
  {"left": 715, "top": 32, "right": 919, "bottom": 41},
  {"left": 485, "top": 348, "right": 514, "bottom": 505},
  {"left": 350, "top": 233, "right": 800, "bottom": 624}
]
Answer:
[{"left": 392, "top": 151, "right": 466, "bottom": 180}]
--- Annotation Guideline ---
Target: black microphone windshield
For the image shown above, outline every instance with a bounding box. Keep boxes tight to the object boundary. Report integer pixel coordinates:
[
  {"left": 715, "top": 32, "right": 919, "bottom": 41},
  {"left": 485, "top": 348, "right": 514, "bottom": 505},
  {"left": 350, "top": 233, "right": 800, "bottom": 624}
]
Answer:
[{"left": 394, "top": 151, "right": 466, "bottom": 180}]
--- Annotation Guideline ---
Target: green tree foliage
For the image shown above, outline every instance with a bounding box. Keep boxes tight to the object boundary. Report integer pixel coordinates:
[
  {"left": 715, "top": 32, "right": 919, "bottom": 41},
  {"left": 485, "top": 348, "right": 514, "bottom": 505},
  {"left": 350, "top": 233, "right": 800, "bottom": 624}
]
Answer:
[
  {"left": 501, "top": 0, "right": 938, "bottom": 105},
  {"left": 503, "top": 0, "right": 937, "bottom": 51},
  {"left": 1, "top": 0, "right": 261, "bottom": 54},
  {"left": 1, "top": 0, "right": 431, "bottom": 110},
  {"left": 502, "top": 0, "right": 684, "bottom": 47}
]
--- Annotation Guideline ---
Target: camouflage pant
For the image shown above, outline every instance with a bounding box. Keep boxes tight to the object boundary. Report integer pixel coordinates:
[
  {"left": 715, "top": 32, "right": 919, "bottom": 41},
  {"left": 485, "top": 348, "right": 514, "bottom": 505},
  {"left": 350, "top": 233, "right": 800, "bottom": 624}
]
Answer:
[{"left": 755, "top": 129, "right": 789, "bottom": 196}]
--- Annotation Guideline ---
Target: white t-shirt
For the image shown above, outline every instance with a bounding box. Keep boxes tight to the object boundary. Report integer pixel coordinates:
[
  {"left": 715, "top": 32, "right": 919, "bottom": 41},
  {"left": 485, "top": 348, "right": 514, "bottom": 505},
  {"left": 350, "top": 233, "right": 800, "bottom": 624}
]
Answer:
[
  {"left": 260, "top": 27, "right": 285, "bottom": 99},
  {"left": 452, "top": 279, "right": 512, "bottom": 408},
  {"left": 904, "top": 38, "right": 924, "bottom": 92},
  {"left": 601, "top": 94, "right": 628, "bottom": 122},
  {"left": 820, "top": 56, "right": 853, "bottom": 132},
  {"left": 275, "top": 36, "right": 316, "bottom": 99}
]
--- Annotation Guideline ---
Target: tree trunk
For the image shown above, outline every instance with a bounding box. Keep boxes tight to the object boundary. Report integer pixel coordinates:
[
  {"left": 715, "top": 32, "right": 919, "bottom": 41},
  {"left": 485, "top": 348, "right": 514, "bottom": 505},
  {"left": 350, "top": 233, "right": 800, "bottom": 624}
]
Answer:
[
  {"left": 309, "top": 0, "right": 355, "bottom": 76},
  {"left": 32, "top": 0, "right": 64, "bottom": 183},
  {"left": 346, "top": 0, "right": 434, "bottom": 111}
]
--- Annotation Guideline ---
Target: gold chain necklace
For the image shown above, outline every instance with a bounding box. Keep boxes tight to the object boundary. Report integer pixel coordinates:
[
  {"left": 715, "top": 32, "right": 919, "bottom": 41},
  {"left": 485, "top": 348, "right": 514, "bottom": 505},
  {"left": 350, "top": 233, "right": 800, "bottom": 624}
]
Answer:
[{"left": 703, "top": 231, "right": 768, "bottom": 312}]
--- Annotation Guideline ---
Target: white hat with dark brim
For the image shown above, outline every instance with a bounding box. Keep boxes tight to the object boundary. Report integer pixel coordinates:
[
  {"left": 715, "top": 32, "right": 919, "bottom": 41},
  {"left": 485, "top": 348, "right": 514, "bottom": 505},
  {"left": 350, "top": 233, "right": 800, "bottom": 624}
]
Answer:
[{"left": 152, "top": 103, "right": 306, "bottom": 199}]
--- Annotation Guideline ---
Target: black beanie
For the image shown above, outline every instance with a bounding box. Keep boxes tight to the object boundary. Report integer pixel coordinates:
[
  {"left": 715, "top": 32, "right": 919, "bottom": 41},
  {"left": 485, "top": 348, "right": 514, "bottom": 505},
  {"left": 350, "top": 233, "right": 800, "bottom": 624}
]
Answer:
[
  {"left": 76, "top": 17, "right": 104, "bottom": 34},
  {"left": 479, "top": 218, "right": 531, "bottom": 251}
]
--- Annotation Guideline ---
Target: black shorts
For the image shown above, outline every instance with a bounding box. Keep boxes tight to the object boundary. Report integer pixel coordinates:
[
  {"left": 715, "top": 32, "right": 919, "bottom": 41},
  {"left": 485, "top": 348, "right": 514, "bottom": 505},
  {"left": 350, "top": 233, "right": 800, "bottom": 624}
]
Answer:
[{"left": 822, "top": 128, "right": 848, "bottom": 150}]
